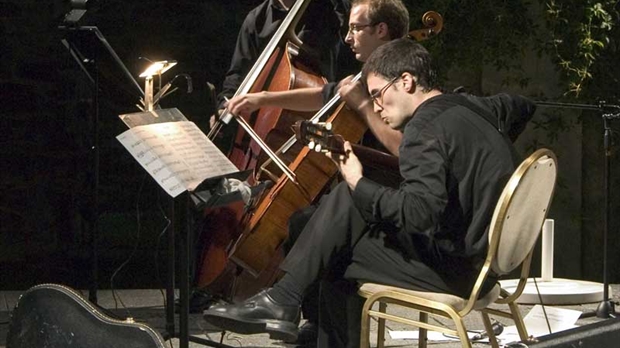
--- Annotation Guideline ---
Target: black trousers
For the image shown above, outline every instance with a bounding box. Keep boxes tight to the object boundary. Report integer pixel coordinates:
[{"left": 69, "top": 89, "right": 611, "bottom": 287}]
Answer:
[
  {"left": 280, "top": 182, "right": 455, "bottom": 347},
  {"left": 284, "top": 204, "right": 320, "bottom": 323}
]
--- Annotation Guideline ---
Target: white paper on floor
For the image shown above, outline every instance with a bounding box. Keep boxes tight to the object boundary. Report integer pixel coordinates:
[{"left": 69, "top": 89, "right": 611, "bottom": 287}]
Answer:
[
  {"left": 389, "top": 330, "right": 486, "bottom": 342},
  {"left": 497, "top": 305, "right": 581, "bottom": 343},
  {"left": 388, "top": 305, "right": 581, "bottom": 344}
]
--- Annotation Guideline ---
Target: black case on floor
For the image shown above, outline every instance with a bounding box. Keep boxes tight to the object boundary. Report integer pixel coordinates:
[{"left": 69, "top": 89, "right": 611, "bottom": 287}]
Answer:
[{"left": 6, "top": 283, "right": 166, "bottom": 348}]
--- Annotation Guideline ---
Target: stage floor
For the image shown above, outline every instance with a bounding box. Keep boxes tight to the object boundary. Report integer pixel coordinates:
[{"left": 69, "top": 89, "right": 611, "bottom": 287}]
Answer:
[{"left": 1, "top": 284, "right": 618, "bottom": 347}]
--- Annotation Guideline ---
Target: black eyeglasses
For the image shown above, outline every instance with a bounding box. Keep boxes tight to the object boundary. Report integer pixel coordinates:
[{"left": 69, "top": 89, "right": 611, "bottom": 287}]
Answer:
[{"left": 370, "top": 76, "right": 399, "bottom": 108}]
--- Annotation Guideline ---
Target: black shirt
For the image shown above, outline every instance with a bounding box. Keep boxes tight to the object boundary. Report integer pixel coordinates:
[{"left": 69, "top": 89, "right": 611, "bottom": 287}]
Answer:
[{"left": 351, "top": 93, "right": 536, "bottom": 295}]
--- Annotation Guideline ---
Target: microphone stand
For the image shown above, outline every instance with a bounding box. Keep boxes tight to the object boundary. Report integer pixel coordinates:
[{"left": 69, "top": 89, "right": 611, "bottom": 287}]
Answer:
[
  {"left": 598, "top": 107, "right": 619, "bottom": 318},
  {"left": 536, "top": 100, "right": 620, "bottom": 318}
]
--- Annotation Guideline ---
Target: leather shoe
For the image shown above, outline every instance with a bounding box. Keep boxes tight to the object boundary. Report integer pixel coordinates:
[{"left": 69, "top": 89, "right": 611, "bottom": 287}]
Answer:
[
  {"left": 175, "top": 289, "right": 215, "bottom": 314},
  {"left": 203, "top": 289, "right": 300, "bottom": 342}
]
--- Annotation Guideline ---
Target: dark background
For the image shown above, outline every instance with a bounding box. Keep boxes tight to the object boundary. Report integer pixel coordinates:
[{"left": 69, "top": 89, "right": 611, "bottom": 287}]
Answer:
[
  {"left": 1, "top": 0, "right": 619, "bottom": 293},
  {"left": 0, "top": 0, "right": 267, "bottom": 291}
]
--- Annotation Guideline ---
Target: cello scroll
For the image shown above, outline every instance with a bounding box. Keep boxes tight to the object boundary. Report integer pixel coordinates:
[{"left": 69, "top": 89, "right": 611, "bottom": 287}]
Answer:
[{"left": 408, "top": 11, "right": 444, "bottom": 42}]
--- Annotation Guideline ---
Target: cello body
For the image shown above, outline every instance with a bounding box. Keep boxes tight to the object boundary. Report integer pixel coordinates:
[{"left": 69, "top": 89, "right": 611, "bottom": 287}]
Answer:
[
  {"left": 230, "top": 103, "right": 366, "bottom": 276},
  {"left": 228, "top": 42, "right": 326, "bottom": 180},
  {"left": 194, "top": 0, "right": 326, "bottom": 298},
  {"left": 194, "top": 42, "right": 326, "bottom": 296}
]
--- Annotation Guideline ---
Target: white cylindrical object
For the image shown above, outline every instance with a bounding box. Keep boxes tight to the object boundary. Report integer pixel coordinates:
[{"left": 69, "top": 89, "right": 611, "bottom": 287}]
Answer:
[{"left": 541, "top": 219, "right": 554, "bottom": 281}]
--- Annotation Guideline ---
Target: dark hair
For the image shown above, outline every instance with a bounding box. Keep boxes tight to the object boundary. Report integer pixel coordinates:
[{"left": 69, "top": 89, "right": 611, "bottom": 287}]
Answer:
[
  {"left": 351, "top": 0, "right": 409, "bottom": 39},
  {"left": 362, "top": 38, "right": 438, "bottom": 92}
]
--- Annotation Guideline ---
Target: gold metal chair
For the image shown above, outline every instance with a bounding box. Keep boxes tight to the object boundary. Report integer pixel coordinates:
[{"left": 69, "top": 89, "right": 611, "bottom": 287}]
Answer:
[{"left": 359, "top": 148, "right": 558, "bottom": 348}]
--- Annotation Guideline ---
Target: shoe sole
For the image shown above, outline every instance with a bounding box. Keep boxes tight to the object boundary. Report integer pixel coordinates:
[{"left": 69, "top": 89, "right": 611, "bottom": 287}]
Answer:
[{"left": 204, "top": 312, "right": 298, "bottom": 342}]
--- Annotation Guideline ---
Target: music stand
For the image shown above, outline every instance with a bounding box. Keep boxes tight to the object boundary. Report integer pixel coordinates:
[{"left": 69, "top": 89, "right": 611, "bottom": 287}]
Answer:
[
  {"left": 59, "top": 23, "right": 144, "bottom": 305},
  {"left": 117, "top": 109, "right": 271, "bottom": 348},
  {"left": 170, "top": 173, "right": 270, "bottom": 348},
  {"left": 59, "top": 25, "right": 144, "bottom": 104}
]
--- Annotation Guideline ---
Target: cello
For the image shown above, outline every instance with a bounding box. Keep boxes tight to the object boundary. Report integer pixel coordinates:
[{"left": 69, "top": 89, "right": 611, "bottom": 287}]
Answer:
[
  {"left": 195, "top": 0, "right": 333, "bottom": 299},
  {"left": 227, "top": 11, "right": 444, "bottom": 283},
  {"left": 197, "top": 10, "right": 444, "bottom": 303},
  {"left": 208, "top": 0, "right": 328, "bottom": 183}
]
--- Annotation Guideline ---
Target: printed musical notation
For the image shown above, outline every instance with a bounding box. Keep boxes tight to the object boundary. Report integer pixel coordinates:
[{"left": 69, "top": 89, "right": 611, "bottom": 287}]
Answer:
[{"left": 117, "top": 121, "right": 238, "bottom": 197}]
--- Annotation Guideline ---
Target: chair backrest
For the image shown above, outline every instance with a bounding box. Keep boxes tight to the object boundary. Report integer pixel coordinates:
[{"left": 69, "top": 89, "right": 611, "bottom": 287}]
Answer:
[
  {"left": 453, "top": 149, "right": 557, "bottom": 313},
  {"left": 488, "top": 148, "right": 558, "bottom": 276},
  {"left": 465, "top": 149, "right": 557, "bottom": 310}
]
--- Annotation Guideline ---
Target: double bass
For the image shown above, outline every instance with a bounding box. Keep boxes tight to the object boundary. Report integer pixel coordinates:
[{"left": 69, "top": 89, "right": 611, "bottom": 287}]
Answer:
[{"left": 196, "top": 0, "right": 330, "bottom": 299}]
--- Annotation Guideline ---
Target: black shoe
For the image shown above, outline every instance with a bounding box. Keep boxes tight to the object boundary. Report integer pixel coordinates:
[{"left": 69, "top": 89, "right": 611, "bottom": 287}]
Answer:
[
  {"left": 175, "top": 290, "right": 216, "bottom": 314},
  {"left": 284, "top": 321, "right": 318, "bottom": 345},
  {"left": 203, "top": 289, "right": 300, "bottom": 342}
]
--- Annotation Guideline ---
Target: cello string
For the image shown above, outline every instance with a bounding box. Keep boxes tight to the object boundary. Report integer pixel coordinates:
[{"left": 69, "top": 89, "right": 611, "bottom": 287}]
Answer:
[{"left": 207, "top": 0, "right": 310, "bottom": 139}]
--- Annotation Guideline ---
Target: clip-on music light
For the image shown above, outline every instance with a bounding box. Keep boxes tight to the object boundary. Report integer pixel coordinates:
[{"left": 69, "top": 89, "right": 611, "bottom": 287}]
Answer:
[{"left": 139, "top": 60, "right": 177, "bottom": 111}]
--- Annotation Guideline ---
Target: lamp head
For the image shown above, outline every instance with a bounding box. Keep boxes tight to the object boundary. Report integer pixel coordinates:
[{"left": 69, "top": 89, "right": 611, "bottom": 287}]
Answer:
[{"left": 139, "top": 61, "right": 178, "bottom": 78}]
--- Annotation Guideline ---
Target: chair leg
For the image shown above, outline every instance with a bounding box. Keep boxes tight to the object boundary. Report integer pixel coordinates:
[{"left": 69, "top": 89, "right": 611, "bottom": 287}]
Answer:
[
  {"left": 377, "top": 302, "right": 387, "bottom": 348},
  {"left": 360, "top": 299, "right": 374, "bottom": 348},
  {"left": 418, "top": 312, "right": 428, "bottom": 348},
  {"left": 453, "top": 317, "right": 473, "bottom": 348},
  {"left": 508, "top": 301, "right": 529, "bottom": 341},
  {"left": 480, "top": 310, "right": 499, "bottom": 348}
]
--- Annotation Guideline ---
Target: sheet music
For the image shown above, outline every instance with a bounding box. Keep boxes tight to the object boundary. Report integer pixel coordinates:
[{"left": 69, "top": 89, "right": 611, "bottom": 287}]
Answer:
[{"left": 117, "top": 121, "right": 239, "bottom": 197}]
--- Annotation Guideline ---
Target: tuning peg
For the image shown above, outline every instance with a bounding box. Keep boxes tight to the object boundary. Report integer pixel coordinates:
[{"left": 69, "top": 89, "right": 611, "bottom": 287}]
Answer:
[
  {"left": 315, "top": 144, "right": 322, "bottom": 152},
  {"left": 308, "top": 141, "right": 315, "bottom": 150},
  {"left": 325, "top": 122, "right": 332, "bottom": 131}
]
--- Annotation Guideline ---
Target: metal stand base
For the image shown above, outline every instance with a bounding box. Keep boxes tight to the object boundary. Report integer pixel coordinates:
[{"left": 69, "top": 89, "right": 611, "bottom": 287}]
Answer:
[
  {"left": 500, "top": 278, "right": 608, "bottom": 305},
  {"left": 596, "top": 299, "right": 616, "bottom": 318}
]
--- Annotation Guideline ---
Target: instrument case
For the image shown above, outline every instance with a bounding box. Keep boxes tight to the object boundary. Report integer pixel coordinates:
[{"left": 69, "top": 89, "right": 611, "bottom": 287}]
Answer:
[{"left": 6, "top": 283, "right": 166, "bottom": 348}]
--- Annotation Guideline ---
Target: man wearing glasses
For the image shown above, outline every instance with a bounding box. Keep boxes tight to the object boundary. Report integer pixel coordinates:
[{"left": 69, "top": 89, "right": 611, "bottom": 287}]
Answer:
[
  {"left": 223, "top": 0, "right": 408, "bottom": 156},
  {"left": 205, "top": 14, "right": 537, "bottom": 348},
  {"left": 207, "top": 1, "right": 410, "bottom": 346}
]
